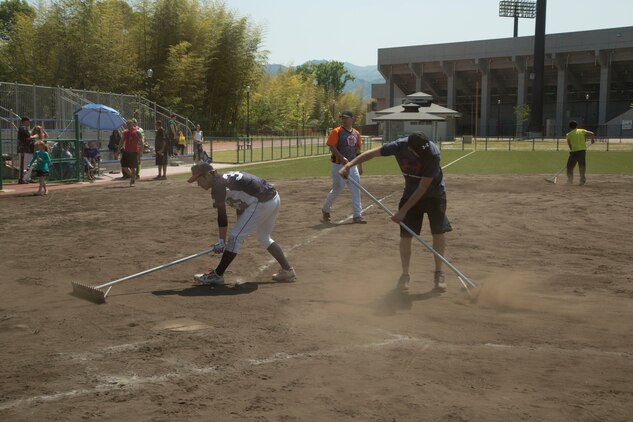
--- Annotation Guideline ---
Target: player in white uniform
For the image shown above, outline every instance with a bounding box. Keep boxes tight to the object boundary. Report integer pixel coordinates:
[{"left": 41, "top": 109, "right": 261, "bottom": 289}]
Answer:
[{"left": 187, "top": 163, "right": 296, "bottom": 285}]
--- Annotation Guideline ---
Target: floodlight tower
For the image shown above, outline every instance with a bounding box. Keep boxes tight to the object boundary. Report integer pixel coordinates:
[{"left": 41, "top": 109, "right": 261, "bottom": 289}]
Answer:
[
  {"left": 499, "top": 0, "right": 536, "bottom": 37},
  {"left": 529, "top": 0, "right": 547, "bottom": 134}
]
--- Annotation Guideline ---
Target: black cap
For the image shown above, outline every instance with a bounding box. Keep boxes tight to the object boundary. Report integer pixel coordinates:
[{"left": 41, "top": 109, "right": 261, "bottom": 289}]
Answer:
[
  {"left": 187, "top": 163, "right": 214, "bottom": 183},
  {"left": 339, "top": 110, "right": 354, "bottom": 119},
  {"left": 21, "top": 116, "right": 30, "bottom": 122},
  {"left": 408, "top": 132, "right": 431, "bottom": 157}
]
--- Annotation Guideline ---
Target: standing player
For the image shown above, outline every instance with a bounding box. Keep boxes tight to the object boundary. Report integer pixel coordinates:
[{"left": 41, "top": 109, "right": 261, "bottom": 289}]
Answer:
[
  {"left": 321, "top": 110, "right": 365, "bottom": 224},
  {"left": 132, "top": 119, "right": 145, "bottom": 178},
  {"left": 187, "top": 163, "right": 296, "bottom": 285},
  {"left": 117, "top": 120, "right": 142, "bottom": 186},
  {"left": 17, "top": 116, "right": 33, "bottom": 184},
  {"left": 339, "top": 132, "right": 452, "bottom": 291},
  {"left": 565, "top": 120, "right": 596, "bottom": 186}
]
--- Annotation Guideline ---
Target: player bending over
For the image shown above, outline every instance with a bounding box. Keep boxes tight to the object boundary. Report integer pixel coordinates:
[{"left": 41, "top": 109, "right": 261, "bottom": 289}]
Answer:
[
  {"left": 187, "top": 163, "right": 296, "bottom": 285},
  {"left": 339, "top": 133, "right": 451, "bottom": 291}
]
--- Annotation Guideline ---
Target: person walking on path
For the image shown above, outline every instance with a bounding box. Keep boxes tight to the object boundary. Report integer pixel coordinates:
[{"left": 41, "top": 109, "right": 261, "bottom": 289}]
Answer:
[
  {"left": 177, "top": 129, "right": 186, "bottom": 156},
  {"left": 339, "top": 132, "right": 452, "bottom": 292},
  {"left": 321, "top": 110, "right": 365, "bottom": 224},
  {"left": 565, "top": 120, "right": 596, "bottom": 186},
  {"left": 187, "top": 163, "right": 296, "bottom": 286},
  {"left": 108, "top": 129, "right": 121, "bottom": 160},
  {"left": 28, "top": 141, "right": 52, "bottom": 195},
  {"left": 193, "top": 124, "right": 204, "bottom": 163},
  {"left": 166, "top": 114, "right": 178, "bottom": 158},
  {"left": 118, "top": 120, "right": 142, "bottom": 186},
  {"left": 154, "top": 121, "right": 168, "bottom": 180},
  {"left": 17, "top": 116, "right": 33, "bottom": 184},
  {"left": 133, "top": 119, "right": 145, "bottom": 178}
]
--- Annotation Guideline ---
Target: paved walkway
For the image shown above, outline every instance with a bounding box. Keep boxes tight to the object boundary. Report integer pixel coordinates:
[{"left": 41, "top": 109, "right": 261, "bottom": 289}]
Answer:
[{"left": 0, "top": 160, "right": 234, "bottom": 197}]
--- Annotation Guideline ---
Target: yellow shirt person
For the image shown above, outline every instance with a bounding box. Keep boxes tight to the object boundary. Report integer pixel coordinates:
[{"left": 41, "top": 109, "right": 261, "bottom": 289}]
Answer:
[{"left": 564, "top": 121, "right": 595, "bottom": 185}]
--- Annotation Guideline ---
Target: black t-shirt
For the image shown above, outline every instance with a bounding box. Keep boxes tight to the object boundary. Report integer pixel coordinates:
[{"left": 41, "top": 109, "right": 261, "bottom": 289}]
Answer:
[
  {"left": 380, "top": 137, "right": 445, "bottom": 198},
  {"left": 18, "top": 126, "right": 33, "bottom": 153}
]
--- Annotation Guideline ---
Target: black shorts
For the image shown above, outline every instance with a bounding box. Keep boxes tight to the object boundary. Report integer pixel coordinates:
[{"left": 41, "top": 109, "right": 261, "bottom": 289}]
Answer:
[
  {"left": 35, "top": 170, "right": 49, "bottom": 177},
  {"left": 121, "top": 151, "right": 138, "bottom": 168},
  {"left": 155, "top": 153, "right": 168, "bottom": 165},
  {"left": 399, "top": 193, "right": 452, "bottom": 236}
]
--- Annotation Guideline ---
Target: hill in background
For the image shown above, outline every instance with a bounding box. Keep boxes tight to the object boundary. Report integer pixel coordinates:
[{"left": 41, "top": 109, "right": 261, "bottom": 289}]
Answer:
[{"left": 264, "top": 61, "right": 384, "bottom": 99}]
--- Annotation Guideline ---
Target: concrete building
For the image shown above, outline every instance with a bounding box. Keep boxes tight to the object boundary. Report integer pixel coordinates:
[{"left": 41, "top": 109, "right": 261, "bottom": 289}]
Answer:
[{"left": 369, "top": 26, "right": 633, "bottom": 138}]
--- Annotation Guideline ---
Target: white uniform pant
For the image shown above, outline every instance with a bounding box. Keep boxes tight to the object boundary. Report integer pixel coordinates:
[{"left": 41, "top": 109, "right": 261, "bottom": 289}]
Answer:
[
  {"left": 226, "top": 193, "right": 280, "bottom": 253},
  {"left": 322, "top": 163, "right": 362, "bottom": 218}
]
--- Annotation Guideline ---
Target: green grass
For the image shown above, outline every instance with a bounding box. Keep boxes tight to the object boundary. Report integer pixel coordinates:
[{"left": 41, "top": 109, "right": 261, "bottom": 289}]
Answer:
[
  {"left": 443, "top": 151, "right": 633, "bottom": 174},
  {"left": 175, "top": 150, "right": 633, "bottom": 180}
]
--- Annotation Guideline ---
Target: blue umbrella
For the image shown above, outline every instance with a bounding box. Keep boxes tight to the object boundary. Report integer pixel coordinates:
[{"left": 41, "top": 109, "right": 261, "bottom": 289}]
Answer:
[{"left": 74, "top": 103, "right": 126, "bottom": 130}]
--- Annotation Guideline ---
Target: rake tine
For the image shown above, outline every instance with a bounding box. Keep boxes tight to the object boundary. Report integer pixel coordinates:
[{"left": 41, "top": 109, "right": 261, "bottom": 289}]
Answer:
[
  {"left": 545, "top": 164, "right": 566, "bottom": 184},
  {"left": 71, "top": 282, "right": 107, "bottom": 304}
]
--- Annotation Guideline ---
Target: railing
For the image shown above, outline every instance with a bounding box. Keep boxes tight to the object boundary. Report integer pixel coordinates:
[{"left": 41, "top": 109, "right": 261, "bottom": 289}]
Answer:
[
  {"left": 207, "top": 135, "right": 383, "bottom": 164},
  {"left": 438, "top": 136, "right": 633, "bottom": 152}
]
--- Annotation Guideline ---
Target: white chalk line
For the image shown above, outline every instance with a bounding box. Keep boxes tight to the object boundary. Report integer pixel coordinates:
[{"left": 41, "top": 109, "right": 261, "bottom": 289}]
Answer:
[
  {"left": 442, "top": 150, "right": 477, "bottom": 169},
  {"left": 253, "top": 196, "right": 393, "bottom": 276},
  {"left": 2, "top": 332, "right": 629, "bottom": 411}
]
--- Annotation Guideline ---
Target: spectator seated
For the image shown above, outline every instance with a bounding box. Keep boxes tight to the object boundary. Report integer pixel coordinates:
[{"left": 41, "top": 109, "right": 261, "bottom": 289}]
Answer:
[{"left": 83, "top": 143, "right": 101, "bottom": 180}]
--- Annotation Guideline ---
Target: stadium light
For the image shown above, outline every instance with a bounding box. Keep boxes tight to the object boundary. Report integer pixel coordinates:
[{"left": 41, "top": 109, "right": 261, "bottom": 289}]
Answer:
[{"left": 499, "top": 0, "right": 536, "bottom": 37}]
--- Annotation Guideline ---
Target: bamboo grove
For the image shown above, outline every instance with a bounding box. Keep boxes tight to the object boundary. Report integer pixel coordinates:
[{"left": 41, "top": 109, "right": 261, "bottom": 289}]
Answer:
[{"left": 0, "top": 0, "right": 365, "bottom": 135}]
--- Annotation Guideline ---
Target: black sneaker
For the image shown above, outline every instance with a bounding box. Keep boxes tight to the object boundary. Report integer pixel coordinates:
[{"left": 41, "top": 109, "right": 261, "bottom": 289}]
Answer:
[
  {"left": 434, "top": 271, "right": 446, "bottom": 291},
  {"left": 352, "top": 216, "right": 367, "bottom": 224},
  {"left": 322, "top": 210, "right": 330, "bottom": 223},
  {"left": 396, "top": 274, "right": 410, "bottom": 290}
]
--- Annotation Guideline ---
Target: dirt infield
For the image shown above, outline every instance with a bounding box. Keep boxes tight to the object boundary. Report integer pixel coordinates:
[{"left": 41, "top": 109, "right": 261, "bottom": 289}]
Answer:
[{"left": 1, "top": 174, "right": 632, "bottom": 421}]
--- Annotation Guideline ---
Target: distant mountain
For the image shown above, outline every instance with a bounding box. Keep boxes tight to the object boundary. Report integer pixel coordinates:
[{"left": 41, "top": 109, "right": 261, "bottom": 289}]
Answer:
[{"left": 263, "top": 61, "right": 384, "bottom": 99}]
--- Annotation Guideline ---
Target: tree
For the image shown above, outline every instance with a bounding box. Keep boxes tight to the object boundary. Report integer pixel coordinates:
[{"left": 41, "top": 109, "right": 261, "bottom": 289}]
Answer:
[
  {"left": 162, "top": 41, "right": 206, "bottom": 117},
  {"left": 296, "top": 60, "right": 355, "bottom": 98},
  {"left": 513, "top": 104, "right": 530, "bottom": 137},
  {"left": 0, "top": 0, "right": 34, "bottom": 41}
]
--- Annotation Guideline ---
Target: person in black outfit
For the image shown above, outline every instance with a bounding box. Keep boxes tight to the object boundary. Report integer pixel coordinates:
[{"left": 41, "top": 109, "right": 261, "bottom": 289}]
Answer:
[
  {"left": 17, "top": 116, "right": 33, "bottom": 184},
  {"left": 154, "top": 121, "right": 168, "bottom": 180},
  {"left": 108, "top": 129, "right": 121, "bottom": 160}
]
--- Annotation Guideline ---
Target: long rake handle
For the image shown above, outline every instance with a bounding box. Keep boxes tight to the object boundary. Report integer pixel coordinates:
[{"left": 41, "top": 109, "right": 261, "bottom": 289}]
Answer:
[
  {"left": 94, "top": 248, "right": 213, "bottom": 290},
  {"left": 348, "top": 177, "right": 477, "bottom": 289},
  {"left": 552, "top": 164, "right": 567, "bottom": 178}
]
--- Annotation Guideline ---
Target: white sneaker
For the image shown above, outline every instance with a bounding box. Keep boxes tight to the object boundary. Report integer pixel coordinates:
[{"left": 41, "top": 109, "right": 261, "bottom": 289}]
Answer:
[
  {"left": 434, "top": 271, "right": 447, "bottom": 291},
  {"left": 272, "top": 268, "right": 296, "bottom": 282},
  {"left": 396, "top": 274, "right": 410, "bottom": 290},
  {"left": 194, "top": 270, "right": 225, "bottom": 285}
]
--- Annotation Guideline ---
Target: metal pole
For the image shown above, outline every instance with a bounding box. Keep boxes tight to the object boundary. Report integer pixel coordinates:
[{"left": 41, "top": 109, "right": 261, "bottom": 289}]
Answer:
[
  {"left": 246, "top": 85, "right": 250, "bottom": 141},
  {"left": 530, "top": 0, "right": 546, "bottom": 133}
]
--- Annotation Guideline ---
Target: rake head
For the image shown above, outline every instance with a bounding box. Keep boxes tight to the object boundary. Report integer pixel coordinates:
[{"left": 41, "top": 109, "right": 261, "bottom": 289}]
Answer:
[
  {"left": 544, "top": 175, "right": 557, "bottom": 184},
  {"left": 71, "top": 282, "right": 107, "bottom": 304}
]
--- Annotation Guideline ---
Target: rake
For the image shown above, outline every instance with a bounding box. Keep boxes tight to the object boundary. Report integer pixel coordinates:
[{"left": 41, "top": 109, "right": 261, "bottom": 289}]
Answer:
[
  {"left": 347, "top": 177, "right": 477, "bottom": 295},
  {"left": 71, "top": 248, "right": 213, "bottom": 304},
  {"left": 545, "top": 141, "right": 594, "bottom": 184},
  {"left": 544, "top": 164, "right": 566, "bottom": 184}
]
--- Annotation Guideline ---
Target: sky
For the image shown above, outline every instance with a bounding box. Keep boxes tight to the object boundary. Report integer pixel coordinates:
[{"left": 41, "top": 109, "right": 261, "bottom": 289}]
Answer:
[{"left": 223, "top": 0, "right": 633, "bottom": 67}]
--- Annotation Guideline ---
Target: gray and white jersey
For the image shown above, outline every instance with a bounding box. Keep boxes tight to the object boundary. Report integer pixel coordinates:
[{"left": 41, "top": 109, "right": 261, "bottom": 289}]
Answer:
[{"left": 211, "top": 171, "right": 277, "bottom": 210}]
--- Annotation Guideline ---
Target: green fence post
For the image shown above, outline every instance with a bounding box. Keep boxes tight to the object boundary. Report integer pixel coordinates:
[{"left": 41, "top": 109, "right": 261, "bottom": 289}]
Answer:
[{"left": 75, "top": 118, "right": 82, "bottom": 181}]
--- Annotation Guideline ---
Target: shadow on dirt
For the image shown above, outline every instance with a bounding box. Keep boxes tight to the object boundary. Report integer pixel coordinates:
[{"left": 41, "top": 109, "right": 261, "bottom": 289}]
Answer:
[
  {"left": 373, "top": 288, "right": 442, "bottom": 316},
  {"left": 152, "top": 282, "right": 259, "bottom": 297}
]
